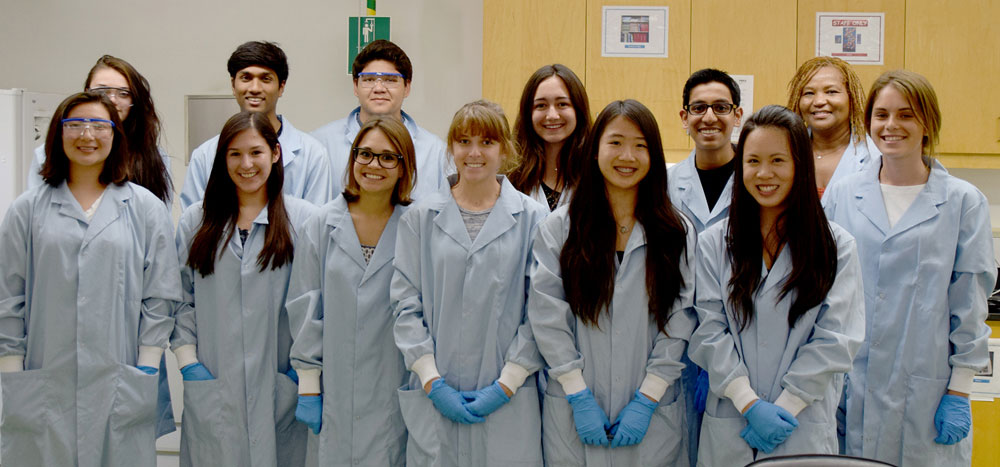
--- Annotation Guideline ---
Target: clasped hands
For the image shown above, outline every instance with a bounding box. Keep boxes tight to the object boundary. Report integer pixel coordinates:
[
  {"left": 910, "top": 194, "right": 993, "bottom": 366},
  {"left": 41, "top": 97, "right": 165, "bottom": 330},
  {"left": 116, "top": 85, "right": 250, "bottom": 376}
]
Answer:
[
  {"left": 567, "top": 388, "right": 658, "bottom": 448},
  {"left": 425, "top": 378, "right": 513, "bottom": 424}
]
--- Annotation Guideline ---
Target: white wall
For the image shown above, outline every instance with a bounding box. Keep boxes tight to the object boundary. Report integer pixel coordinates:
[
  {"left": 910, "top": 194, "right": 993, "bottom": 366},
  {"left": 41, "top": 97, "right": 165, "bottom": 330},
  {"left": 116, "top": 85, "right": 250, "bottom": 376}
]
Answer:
[{"left": 0, "top": 0, "right": 483, "bottom": 214}]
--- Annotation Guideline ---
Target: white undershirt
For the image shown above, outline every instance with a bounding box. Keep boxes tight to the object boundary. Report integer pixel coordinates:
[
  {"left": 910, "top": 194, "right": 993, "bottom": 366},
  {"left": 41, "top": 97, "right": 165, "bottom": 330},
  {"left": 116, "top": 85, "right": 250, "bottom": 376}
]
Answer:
[
  {"left": 83, "top": 190, "right": 107, "bottom": 221},
  {"left": 880, "top": 183, "right": 925, "bottom": 228}
]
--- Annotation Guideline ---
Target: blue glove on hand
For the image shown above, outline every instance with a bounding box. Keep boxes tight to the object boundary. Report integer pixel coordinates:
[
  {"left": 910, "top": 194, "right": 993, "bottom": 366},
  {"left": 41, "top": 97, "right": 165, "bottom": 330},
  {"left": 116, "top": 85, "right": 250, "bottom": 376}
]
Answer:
[
  {"left": 610, "top": 390, "right": 658, "bottom": 447},
  {"left": 180, "top": 363, "right": 214, "bottom": 381},
  {"left": 428, "top": 379, "right": 485, "bottom": 424},
  {"left": 296, "top": 395, "right": 322, "bottom": 434},
  {"left": 136, "top": 365, "right": 158, "bottom": 375},
  {"left": 934, "top": 394, "right": 971, "bottom": 445},
  {"left": 743, "top": 400, "right": 798, "bottom": 445},
  {"left": 566, "top": 388, "right": 612, "bottom": 447},
  {"left": 694, "top": 369, "right": 710, "bottom": 414},
  {"left": 286, "top": 367, "right": 299, "bottom": 384},
  {"left": 462, "top": 381, "right": 511, "bottom": 417},
  {"left": 740, "top": 423, "right": 780, "bottom": 453}
]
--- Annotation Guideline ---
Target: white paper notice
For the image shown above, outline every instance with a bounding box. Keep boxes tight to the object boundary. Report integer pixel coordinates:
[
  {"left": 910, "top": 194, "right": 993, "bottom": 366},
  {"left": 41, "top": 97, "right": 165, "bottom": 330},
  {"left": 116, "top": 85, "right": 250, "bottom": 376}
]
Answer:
[
  {"left": 971, "top": 338, "right": 1000, "bottom": 401},
  {"left": 729, "top": 75, "right": 754, "bottom": 144},
  {"left": 602, "top": 6, "right": 669, "bottom": 58},
  {"left": 816, "top": 12, "right": 885, "bottom": 65}
]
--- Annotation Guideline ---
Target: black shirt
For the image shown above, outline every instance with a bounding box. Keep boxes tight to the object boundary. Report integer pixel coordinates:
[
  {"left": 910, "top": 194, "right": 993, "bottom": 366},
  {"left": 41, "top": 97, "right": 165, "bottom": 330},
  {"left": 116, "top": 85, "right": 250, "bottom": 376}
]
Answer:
[{"left": 697, "top": 156, "right": 736, "bottom": 211}]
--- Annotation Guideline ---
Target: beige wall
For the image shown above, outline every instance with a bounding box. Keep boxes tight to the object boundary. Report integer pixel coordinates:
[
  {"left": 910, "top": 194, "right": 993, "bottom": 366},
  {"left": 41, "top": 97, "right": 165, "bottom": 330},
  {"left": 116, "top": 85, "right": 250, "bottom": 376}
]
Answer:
[{"left": 0, "top": 0, "right": 483, "bottom": 213}]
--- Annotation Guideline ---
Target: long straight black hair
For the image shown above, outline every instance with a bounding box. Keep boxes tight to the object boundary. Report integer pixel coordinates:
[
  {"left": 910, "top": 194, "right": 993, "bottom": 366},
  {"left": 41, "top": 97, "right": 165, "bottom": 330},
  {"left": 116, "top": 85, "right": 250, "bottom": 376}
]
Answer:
[
  {"left": 186, "top": 111, "right": 293, "bottom": 276},
  {"left": 561, "top": 99, "right": 689, "bottom": 333},
  {"left": 727, "top": 105, "right": 838, "bottom": 331}
]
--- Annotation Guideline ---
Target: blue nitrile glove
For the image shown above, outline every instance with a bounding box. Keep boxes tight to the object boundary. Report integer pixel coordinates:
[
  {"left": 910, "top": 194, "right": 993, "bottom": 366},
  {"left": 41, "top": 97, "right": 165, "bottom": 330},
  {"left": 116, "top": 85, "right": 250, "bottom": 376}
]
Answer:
[
  {"left": 180, "top": 363, "right": 214, "bottom": 381},
  {"left": 694, "top": 369, "right": 709, "bottom": 414},
  {"left": 137, "top": 365, "right": 158, "bottom": 375},
  {"left": 934, "top": 394, "right": 972, "bottom": 445},
  {"left": 610, "top": 390, "right": 658, "bottom": 447},
  {"left": 462, "top": 381, "right": 511, "bottom": 417},
  {"left": 742, "top": 400, "right": 798, "bottom": 445},
  {"left": 566, "top": 388, "right": 612, "bottom": 447},
  {"left": 740, "top": 423, "right": 780, "bottom": 453},
  {"left": 286, "top": 367, "right": 299, "bottom": 384},
  {"left": 296, "top": 395, "right": 322, "bottom": 434},
  {"left": 427, "top": 379, "right": 485, "bottom": 424}
]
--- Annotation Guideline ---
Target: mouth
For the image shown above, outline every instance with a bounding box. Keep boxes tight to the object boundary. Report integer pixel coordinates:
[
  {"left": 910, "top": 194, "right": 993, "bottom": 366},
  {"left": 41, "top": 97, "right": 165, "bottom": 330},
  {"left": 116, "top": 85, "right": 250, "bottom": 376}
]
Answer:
[
  {"left": 542, "top": 122, "right": 565, "bottom": 130},
  {"left": 76, "top": 145, "right": 98, "bottom": 153},
  {"left": 614, "top": 166, "right": 637, "bottom": 175},
  {"left": 880, "top": 135, "right": 906, "bottom": 141},
  {"left": 465, "top": 162, "right": 485, "bottom": 168},
  {"left": 238, "top": 171, "right": 259, "bottom": 178},
  {"left": 756, "top": 184, "right": 779, "bottom": 194},
  {"left": 810, "top": 111, "right": 832, "bottom": 118},
  {"left": 245, "top": 97, "right": 264, "bottom": 106},
  {"left": 362, "top": 173, "right": 385, "bottom": 180},
  {"left": 697, "top": 128, "right": 722, "bottom": 136}
]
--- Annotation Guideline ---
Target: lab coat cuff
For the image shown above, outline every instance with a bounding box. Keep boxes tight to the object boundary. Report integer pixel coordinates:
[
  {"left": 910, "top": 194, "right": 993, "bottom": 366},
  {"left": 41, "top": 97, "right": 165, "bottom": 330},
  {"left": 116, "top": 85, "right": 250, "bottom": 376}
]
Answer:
[
  {"left": 774, "top": 389, "right": 808, "bottom": 416},
  {"left": 137, "top": 346, "right": 164, "bottom": 368},
  {"left": 411, "top": 354, "right": 441, "bottom": 388},
  {"left": 556, "top": 368, "right": 587, "bottom": 395},
  {"left": 0, "top": 355, "right": 24, "bottom": 372},
  {"left": 948, "top": 367, "right": 978, "bottom": 395},
  {"left": 297, "top": 368, "right": 322, "bottom": 395},
  {"left": 497, "top": 363, "right": 530, "bottom": 395},
  {"left": 638, "top": 374, "right": 670, "bottom": 402},
  {"left": 172, "top": 345, "right": 198, "bottom": 369},
  {"left": 724, "top": 376, "right": 757, "bottom": 413}
]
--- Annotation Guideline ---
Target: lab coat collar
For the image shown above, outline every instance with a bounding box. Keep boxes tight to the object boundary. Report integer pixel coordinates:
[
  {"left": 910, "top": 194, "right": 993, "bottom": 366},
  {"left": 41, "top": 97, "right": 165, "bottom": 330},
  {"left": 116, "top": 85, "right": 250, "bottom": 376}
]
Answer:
[
  {"left": 326, "top": 196, "right": 368, "bottom": 272},
  {"left": 276, "top": 115, "right": 302, "bottom": 167},
  {"left": 82, "top": 182, "right": 131, "bottom": 248},
  {"left": 431, "top": 175, "right": 524, "bottom": 255},
  {"left": 672, "top": 149, "right": 734, "bottom": 226},
  {"left": 343, "top": 107, "right": 419, "bottom": 145},
  {"left": 851, "top": 156, "right": 948, "bottom": 238},
  {"left": 759, "top": 243, "right": 792, "bottom": 294}
]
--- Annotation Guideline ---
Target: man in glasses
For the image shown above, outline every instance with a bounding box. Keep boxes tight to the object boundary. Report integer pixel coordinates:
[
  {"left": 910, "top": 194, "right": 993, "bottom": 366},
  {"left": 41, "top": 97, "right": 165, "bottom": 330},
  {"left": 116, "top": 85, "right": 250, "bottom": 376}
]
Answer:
[
  {"left": 667, "top": 67, "right": 743, "bottom": 467},
  {"left": 311, "top": 39, "right": 447, "bottom": 202},
  {"left": 180, "top": 41, "right": 332, "bottom": 209}
]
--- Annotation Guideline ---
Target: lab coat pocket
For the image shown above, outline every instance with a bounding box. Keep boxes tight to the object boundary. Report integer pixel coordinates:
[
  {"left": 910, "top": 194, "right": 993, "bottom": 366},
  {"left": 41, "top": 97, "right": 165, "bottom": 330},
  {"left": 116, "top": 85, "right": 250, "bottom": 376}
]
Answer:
[
  {"left": 398, "top": 386, "right": 444, "bottom": 466},
  {"left": 180, "top": 378, "right": 229, "bottom": 463},
  {"left": 273, "top": 372, "right": 300, "bottom": 432},
  {"left": 901, "top": 374, "right": 971, "bottom": 466},
  {"left": 638, "top": 395, "right": 687, "bottom": 467},
  {"left": 697, "top": 412, "right": 753, "bottom": 467},
  {"left": 274, "top": 372, "right": 308, "bottom": 467},
  {"left": 110, "top": 364, "right": 159, "bottom": 466},
  {"left": 0, "top": 369, "right": 56, "bottom": 461},
  {"left": 540, "top": 392, "right": 586, "bottom": 466},
  {"left": 486, "top": 384, "right": 542, "bottom": 464},
  {"left": 771, "top": 419, "right": 836, "bottom": 457}
]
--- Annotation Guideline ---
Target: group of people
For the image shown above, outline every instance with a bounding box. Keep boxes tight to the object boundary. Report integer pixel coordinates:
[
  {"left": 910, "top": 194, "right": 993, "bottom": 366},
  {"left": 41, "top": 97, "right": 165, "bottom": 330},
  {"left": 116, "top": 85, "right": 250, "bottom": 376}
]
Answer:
[{"left": 0, "top": 36, "right": 992, "bottom": 467}]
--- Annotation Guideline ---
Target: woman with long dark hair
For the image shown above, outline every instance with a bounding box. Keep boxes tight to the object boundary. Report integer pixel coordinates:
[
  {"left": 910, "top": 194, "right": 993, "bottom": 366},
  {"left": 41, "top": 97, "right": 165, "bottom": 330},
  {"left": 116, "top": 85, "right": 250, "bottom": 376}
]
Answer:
[
  {"left": 0, "top": 91, "right": 180, "bottom": 465},
  {"left": 171, "top": 111, "right": 315, "bottom": 466},
  {"left": 689, "top": 105, "right": 864, "bottom": 465},
  {"left": 286, "top": 117, "right": 417, "bottom": 465},
  {"left": 392, "top": 100, "right": 547, "bottom": 465},
  {"left": 508, "top": 64, "right": 591, "bottom": 211},
  {"left": 28, "top": 55, "right": 173, "bottom": 204},
  {"left": 824, "top": 71, "right": 994, "bottom": 466},
  {"left": 529, "top": 99, "right": 695, "bottom": 465}
]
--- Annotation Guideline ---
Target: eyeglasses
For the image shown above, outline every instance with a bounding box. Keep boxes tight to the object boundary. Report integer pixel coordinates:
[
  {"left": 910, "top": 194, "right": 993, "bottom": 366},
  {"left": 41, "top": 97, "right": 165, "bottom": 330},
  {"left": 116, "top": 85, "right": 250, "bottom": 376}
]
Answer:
[
  {"left": 684, "top": 102, "right": 736, "bottom": 116},
  {"left": 352, "top": 147, "right": 402, "bottom": 169},
  {"left": 357, "top": 72, "right": 405, "bottom": 89},
  {"left": 89, "top": 87, "right": 133, "bottom": 101},
  {"left": 62, "top": 118, "right": 115, "bottom": 137}
]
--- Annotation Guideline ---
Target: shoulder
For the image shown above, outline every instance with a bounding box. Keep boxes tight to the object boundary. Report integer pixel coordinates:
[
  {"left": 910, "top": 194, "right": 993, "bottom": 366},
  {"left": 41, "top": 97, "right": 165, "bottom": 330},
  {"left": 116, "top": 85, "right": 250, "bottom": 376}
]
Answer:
[
  {"left": 191, "top": 135, "right": 222, "bottom": 160},
  {"left": 827, "top": 221, "right": 857, "bottom": 250},
  {"left": 282, "top": 196, "right": 320, "bottom": 224},
  {"left": 126, "top": 182, "right": 169, "bottom": 211},
  {"left": 698, "top": 220, "right": 728, "bottom": 250},
  {"left": 310, "top": 115, "right": 353, "bottom": 139},
  {"left": 407, "top": 119, "right": 447, "bottom": 152},
  {"left": 177, "top": 202, "right": 205, "bottom": 234}
]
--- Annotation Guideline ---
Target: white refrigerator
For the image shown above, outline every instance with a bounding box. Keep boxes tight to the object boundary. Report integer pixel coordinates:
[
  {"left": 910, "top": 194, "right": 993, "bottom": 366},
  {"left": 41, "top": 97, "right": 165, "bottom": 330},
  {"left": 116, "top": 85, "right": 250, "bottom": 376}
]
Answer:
[{"left": 0, "top": 89, "right": 65, "bottom": 219}]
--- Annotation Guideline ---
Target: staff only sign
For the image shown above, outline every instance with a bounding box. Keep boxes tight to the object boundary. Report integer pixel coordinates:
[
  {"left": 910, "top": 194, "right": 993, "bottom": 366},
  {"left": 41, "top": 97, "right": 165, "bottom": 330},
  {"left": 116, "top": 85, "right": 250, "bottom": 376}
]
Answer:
[{"left": 816, "top": 12, "right": 885, "bottom": 65}]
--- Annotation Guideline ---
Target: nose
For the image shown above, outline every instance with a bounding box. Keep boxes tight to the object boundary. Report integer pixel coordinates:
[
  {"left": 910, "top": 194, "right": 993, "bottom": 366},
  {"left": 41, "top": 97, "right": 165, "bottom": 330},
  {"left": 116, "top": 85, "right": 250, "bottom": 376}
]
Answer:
[
  {"left": 239, "top": 154, "right": 254, "bottom": 168},
  {"left": 371, "top": 78, "right": 388, "bottom": 91},
  {"left": 702, "top": 107, "right": 719, "bottom": 123},
  {"left": 621, "top": 145, "right": 637, "bottom": 161},
  {"left": 77, "top": 125, "right": 97, "bottom": 139},
  {"left": 546, "top": 106, "right": 559, "bottom": 120},
  {"left": 248, "top": 79, "right": 262, "bottom": 93}
]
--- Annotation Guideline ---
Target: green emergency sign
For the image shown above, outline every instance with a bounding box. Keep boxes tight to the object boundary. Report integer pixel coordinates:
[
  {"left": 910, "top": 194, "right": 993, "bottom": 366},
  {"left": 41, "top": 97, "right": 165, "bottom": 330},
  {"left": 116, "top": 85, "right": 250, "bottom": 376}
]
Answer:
[{"left": 348, "top": 16, "right": 390, "bottom": 74}]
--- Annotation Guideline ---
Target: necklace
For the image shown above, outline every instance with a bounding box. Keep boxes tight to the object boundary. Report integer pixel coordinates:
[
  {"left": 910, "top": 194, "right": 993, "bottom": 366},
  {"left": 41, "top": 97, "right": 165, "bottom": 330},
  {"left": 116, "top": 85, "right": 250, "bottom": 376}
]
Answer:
[{"left": 619, "top": 225, "right": 628, "bottom": 234}]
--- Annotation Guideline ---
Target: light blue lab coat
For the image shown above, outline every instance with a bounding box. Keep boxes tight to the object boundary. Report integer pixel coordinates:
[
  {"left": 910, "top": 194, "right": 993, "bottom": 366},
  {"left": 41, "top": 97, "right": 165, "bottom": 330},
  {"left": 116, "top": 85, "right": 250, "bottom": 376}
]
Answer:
[
  {"left": 688, "top": 220, "right": 864, "bottom": 466},
  {"left": 180, "top": 116, "right": 332, "bottom": 210},
  {"left": 821, "top": 134, "right": 879, "bottom": 196},
  {"left": 528, "top": 206, "right": 697, "bottom": 466},
  {"left": 287, "top": 196, "right": 408, "bottom": 466},
  {"left": 0, "top": 181, "right": 180, "bottom": 467},
  {"left": 823, "top": 159, "right": 994, "bottom": 466},
  {"left": 172, "top": 197, "right": 316, "bottom": 467},
  {"left": 311, "top": 108, "right": 448, "bottom": 203},
  {"left": 667, "top": 150, "right": 734, "bottom": 234},
  {"left": 391, "top": 176, "right": 547, "bottom": 466}
]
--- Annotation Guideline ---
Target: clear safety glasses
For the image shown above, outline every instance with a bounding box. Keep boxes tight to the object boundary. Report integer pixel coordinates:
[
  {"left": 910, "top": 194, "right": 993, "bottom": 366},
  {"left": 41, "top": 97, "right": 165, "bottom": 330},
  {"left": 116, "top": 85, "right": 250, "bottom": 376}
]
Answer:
[
  {"left": 357, "top": 72, "right": 405, "bottom": 89},
  {"left": 62, "top": 118, "right": 115, "bottom": 137},
  {"left": 352, "top": 147, "right": 402, "bottom": 169},
  {"left": 89, "top": 86, "right": 133, "bottom": 102}
]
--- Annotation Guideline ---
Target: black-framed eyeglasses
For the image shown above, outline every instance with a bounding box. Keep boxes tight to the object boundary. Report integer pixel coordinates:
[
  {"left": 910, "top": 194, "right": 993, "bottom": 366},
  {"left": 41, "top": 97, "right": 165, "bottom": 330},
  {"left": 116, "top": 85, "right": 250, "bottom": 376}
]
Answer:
[
  {"left": 352, "top": 147, "right": 402, "bottom": 169},
  {"left": 684, "top": 102, "right": 736, "bottom": 116}
]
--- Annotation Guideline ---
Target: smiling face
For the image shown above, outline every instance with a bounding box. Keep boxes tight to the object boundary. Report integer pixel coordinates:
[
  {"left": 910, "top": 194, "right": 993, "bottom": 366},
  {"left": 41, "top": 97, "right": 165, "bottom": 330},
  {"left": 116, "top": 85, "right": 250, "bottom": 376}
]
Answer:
[
  {"left": 531, "top": 76, "right": 578, "bottom": 148},
  {"left": 869, "top": 85, "right": 927, "bottom": 160},
  {"left": 226, "top": 129, "right": 280, "bottom": 198},
  {"left": 798, "top": 66, "right": 850, "bottom": 135},
  {"left": 63, "top": 102, "right": 114, "bottom": 171},
  {"left": 597, "top": 116, "right": 650, "bottom": 195},
  {"left": 355, "top": 59, "right": 411, "bottom": 122},
  {"left": 87, "top": 67, "right": 132, "bottom": 121},
  {"left": 352, "top": 128, "right": 402, "bottom": 196},
  {"left": 742, "top": 126, "right": 795, "bottom": 217},
  {"left": 232, "top": 65, "right": 284, "bottom": 117},
  {"left": 680, "top": 81, "right": 742, "bottom": 152},
  {"left": 451, "top": 132, "right": 504, "bottom": 185}
]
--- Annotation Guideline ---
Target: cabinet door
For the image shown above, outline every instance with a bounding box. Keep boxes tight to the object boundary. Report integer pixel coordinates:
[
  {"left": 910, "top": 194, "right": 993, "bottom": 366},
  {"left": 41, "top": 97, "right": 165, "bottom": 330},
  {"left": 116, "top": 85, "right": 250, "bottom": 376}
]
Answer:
[
  {"left": 483, "top": 0, "right": 587, "bottom": 124},
  {"left": 585, "top": 0, "right": 691, "bottom": 152},
  {"left": 905, "top": 0, "right": 1000, "bottom": 155}
]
